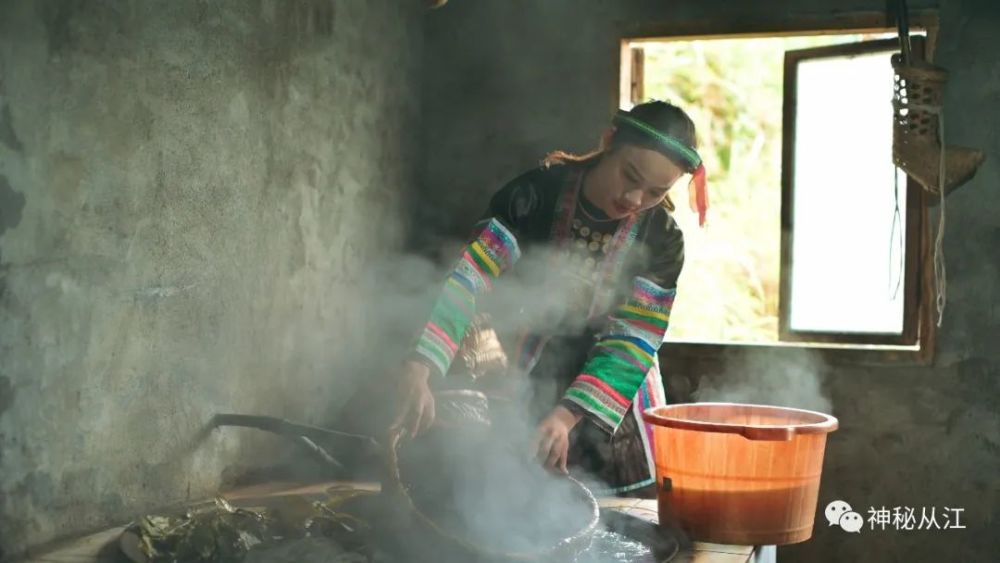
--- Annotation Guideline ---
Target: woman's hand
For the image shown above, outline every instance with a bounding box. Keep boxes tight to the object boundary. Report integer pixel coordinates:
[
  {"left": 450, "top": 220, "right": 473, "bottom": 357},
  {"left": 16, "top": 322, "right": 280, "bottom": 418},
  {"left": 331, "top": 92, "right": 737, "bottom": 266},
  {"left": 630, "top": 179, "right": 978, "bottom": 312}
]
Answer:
[
  {"left": 533, "top": 405, "right": 583, "bottom": 474},
  {"left": 391, "top": 360, "right": 436, "bottom": 438}
]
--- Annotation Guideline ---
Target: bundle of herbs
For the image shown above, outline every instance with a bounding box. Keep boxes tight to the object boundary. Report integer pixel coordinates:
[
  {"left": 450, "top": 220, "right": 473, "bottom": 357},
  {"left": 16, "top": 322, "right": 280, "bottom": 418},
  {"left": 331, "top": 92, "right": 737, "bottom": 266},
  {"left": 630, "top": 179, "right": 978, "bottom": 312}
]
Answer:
[{"left": 120, "top": 487, "right": 376, "bottom": 563}]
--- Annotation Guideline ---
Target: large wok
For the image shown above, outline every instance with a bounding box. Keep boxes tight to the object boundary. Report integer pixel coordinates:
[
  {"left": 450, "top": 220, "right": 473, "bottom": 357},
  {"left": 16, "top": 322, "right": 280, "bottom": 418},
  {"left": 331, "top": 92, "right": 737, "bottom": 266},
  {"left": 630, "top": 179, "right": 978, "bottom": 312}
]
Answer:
[{"left": 212, "top": 390, "right": 603, "bottom": 561}]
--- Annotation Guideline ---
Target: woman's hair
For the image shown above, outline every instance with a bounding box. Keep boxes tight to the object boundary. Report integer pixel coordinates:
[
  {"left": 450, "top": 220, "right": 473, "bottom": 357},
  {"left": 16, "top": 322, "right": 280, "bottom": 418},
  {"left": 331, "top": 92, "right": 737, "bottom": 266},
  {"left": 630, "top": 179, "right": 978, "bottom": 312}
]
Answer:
[{"left": 543, "top": 100, "right": 698, "bottom": 212}]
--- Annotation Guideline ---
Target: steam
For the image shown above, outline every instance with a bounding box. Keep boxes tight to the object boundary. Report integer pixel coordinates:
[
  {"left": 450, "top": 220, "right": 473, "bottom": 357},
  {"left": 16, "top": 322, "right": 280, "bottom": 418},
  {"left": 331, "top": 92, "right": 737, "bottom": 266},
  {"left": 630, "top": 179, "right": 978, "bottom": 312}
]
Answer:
[
  {"left": 340, "top": 235, "right": 626, "bottom": 559},
  {"left": 399, "top": 394, "right": 602, "bottom": 558},
  {"left": 692, "top": 348, "right": 833, "bottom": 414},
  {"left": 355, "top": 241, "right": 592, "bottom": 368}
]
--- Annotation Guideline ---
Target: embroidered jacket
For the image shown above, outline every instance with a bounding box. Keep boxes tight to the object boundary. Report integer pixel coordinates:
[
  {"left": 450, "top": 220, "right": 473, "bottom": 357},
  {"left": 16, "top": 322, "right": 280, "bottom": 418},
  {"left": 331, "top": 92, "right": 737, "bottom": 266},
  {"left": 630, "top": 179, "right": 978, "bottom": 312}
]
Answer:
[{"left": 412, "top": 163, "right": 684, "bottom": 434}]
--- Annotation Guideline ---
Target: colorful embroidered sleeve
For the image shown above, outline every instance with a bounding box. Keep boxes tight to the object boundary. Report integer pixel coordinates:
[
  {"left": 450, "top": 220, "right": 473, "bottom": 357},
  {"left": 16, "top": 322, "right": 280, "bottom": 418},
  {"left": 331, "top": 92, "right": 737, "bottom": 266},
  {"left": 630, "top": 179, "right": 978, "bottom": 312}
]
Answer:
[
  {"left": 562, "top": 276, "right": 676, "bottom": 432},
  {"left": 412, "top": 218, "right": 521, "bottom": 377},
  {"left": 562, "top": 210, "right": 684, "bottom": 433},
  {"left": 410, "top": 167, "right": 556, "bottom": 377}
]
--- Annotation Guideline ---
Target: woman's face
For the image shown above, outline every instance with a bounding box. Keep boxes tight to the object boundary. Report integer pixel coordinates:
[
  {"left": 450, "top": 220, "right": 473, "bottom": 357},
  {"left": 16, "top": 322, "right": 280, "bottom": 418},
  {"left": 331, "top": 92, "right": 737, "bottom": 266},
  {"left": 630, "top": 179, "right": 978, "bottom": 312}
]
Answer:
[{"left": 583, "top": 145, "right": 685, "bottom": 220}]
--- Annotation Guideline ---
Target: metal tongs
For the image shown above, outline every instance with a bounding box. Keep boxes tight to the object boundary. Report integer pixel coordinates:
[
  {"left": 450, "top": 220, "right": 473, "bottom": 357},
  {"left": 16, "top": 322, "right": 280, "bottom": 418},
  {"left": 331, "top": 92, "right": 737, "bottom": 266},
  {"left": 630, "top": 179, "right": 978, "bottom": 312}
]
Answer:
[
  {"left": 211, "top": 390, "right": 492, "bottom": 473},
  {"left": 212, "top": 413, "right": 379, "bottom": 472}
]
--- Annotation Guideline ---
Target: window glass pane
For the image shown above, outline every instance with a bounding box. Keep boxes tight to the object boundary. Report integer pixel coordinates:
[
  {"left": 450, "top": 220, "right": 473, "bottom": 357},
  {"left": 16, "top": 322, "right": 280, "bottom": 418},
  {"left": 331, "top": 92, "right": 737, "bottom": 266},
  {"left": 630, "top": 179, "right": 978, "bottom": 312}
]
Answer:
[
  {"left": 636, "top": 35, "right": 860, "bottom": 344},
  {"left": 789, "top": 50, "right": 907, "bottom": 334}
]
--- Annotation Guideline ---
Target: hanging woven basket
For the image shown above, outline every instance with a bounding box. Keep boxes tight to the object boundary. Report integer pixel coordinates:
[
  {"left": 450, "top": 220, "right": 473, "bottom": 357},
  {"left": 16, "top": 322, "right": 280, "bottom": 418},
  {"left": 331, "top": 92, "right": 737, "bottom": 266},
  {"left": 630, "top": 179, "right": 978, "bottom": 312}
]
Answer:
[{"left": 891, "top": 55, "right": 984, "bottom": 195}]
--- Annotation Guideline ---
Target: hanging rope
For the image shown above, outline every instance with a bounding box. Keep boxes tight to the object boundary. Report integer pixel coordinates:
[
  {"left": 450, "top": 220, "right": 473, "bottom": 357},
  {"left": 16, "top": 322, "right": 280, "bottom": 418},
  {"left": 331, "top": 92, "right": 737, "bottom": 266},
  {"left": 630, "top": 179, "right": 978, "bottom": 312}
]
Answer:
[
  {"left": 933, "top": 108, "right": 947, "bottom": 328},
  {"left": 899, "top": 100, "right": 948, "bottom": 327},
  {"left": 890, "top": 166, "right": 904, "bottom": 301}
]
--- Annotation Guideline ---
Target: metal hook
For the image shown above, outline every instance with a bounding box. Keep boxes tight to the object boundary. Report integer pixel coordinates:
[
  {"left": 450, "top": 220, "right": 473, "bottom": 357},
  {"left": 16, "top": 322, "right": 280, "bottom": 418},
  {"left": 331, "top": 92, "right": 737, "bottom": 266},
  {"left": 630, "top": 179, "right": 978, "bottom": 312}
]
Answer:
[{"left": 895, "top": 0, "right": 913, "bottom": 65}]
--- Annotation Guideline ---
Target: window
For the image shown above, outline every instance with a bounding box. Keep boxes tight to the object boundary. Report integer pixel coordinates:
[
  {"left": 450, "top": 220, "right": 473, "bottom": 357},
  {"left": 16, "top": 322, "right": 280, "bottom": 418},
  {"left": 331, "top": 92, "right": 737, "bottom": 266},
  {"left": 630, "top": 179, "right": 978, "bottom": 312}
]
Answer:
[{"left": 620, "top": 25, "right": 934, "bottom": 353}]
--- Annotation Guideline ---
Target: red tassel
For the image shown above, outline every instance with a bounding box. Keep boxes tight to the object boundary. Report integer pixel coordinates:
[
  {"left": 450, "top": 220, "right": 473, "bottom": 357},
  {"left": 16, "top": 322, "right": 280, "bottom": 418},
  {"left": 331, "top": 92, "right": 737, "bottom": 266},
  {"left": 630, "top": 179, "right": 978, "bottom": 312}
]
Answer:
[{"left": 687, "top": 164, "right": 708, "bottom": 227}]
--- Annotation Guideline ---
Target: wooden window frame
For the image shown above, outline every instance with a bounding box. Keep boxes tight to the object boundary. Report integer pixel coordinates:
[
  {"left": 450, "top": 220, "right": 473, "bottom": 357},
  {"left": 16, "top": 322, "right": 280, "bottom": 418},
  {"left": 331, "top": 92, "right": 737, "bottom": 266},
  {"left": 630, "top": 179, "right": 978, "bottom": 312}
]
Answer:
[
  {"left": 779, "top": 37, "right": 926, "bottom": 347},
  {"left": 616, "top": 10, "right": 940, "bottom": 365}
]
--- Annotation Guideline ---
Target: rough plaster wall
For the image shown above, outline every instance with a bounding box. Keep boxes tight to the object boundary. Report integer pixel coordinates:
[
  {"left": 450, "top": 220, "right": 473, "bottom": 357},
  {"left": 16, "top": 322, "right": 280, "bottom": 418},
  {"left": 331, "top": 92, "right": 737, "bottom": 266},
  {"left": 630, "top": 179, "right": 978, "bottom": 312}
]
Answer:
[
  {"left": 421, "top": 1, "right": 998, "bottom": 562},
  {"left": 0, "top": 0, "right": 421, "bottom": 557}
]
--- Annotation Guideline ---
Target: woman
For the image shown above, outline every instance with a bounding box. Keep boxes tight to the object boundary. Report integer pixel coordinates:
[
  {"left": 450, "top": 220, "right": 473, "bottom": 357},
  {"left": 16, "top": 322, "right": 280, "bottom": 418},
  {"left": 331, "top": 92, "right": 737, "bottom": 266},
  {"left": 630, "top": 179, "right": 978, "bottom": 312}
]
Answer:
[{"left": 393, "top": 100, "right": 706, "bottom": 496}]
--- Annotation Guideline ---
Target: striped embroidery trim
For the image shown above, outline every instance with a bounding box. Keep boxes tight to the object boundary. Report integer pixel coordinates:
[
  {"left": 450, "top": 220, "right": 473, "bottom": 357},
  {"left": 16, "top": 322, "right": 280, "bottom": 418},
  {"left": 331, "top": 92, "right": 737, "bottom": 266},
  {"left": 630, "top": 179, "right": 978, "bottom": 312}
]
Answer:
[
  {"left": 424, "top": 322, "right": 458, "bottom": 353},
  {"left": 596, "top": 345, "right": 651, "bottom": 373},
  {"left": 575, "top": 374, "right": 631, "bottom": 407},
  {"left": 633, "top": 292, "right": 675, "bottom": 311},
  {"left": 456, "top": 219, "right": 522, "bottom": 288},
  {"left": 634, "top": 283, "right": 673, "bottom": 302},
  {"left": 605, "top": 317, "right": 665, "bottom": 338},
  {"left": 414, "top": 218, "right": 521, "bottom": 377},
  {"left": 581, "top": 356, "right": 653, "bottom": 400},
  {"left": 468, "top": 241, "right": 500, "bottom": 277},
  {"left": 447, "top": 271, "right": 478, "bottom": 296},
  {"left": 416, "top": 338, "right": 451, "bottom": 374},
  {"left": 634, "top": 276, "right": 676, "bottom": 300},
  {"left": 480, "top": 225, "right": 518, "bottom": 266},
  {"left": 637, "top": 382, "right": 654, "bottom": 458},
  {"left": 601, "top": 326, "right": 662, "bottom": 349},
  {"left": 631, "top": 279, "right": 676, "bottom": 308},
  {"left": 622, "top": 295, "right": 673, "bottom": 312},
  {"left": 564, "top": 388, "right": 626, "bottom": 430},
  {"left": 480, "top": 218, "right": 521, "bottom": 263},
  {"left": 598, "top": 339, "right": 655, "bottom": 366},
  {"left": 619, "top": 304, "right": 670, "bottom": 324},
  {"left": 638, "top": 369, "right": 660, "bottom": 472},
  {"left": 456, "top": 258, "right": 492, "bottom": 293},
  {"left": 603, "top": 335, "right": 656, "bottom": 356}
]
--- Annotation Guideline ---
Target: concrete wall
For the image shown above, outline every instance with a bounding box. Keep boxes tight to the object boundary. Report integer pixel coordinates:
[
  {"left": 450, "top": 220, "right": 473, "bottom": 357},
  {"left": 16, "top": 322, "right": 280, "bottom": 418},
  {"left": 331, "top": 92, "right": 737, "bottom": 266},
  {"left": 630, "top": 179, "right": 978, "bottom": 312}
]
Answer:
[
  {"left": 420, "top": 1, "right": 998, "bottom": 562},
  {"left": 0, "top": 0, "right": 422, "bottom": 557}
]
